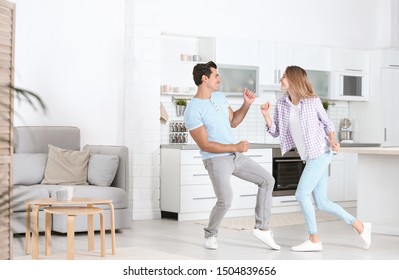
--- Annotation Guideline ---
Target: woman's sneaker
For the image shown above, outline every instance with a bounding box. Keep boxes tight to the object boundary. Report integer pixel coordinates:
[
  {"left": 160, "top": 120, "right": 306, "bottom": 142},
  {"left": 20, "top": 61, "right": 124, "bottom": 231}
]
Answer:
[
  {"left": 204, "top": 236, "right": 218, "bottom": 250},
  {"left": 291, "top": 240, "right": 323, "bottom": 252},
  {"left": 357, "top": 222, "right": 371, "bottom": 249}
]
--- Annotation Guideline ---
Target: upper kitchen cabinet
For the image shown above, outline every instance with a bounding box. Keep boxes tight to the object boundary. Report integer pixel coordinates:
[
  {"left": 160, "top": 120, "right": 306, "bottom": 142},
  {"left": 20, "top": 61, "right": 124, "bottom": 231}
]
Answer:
[
  {"left": 258, "top": 41, "right": 294, "bottom": 85},
  {"left": 331, "top": 48, "right": 369, "bottom": 72},
  {"left": 161, "top": 33, "right": 214, "bottom": 95},
  {"left": 214, "top": 37, "right": 259, "bottom": 66},
  {"left": 380, "top": 49, "right": 399, "bottom": 67},
  {"left": 380, "top": 50, "right": 399, "bottom": 146},
  {"left": 382, "top": 67, "right": 399, "bottom": 146},
  {"left": 293, "top": 45, "right": 331, "bottom": 71}
]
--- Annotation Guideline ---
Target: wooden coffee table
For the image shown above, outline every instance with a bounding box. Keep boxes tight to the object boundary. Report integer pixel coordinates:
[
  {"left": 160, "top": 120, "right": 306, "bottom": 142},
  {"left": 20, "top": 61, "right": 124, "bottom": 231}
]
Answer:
[
  {"left": 25, "top": 197, "right": 115, "bottom": 259},
  {"left": 44, "top": 206, "right": 106, "bottom": 260}
]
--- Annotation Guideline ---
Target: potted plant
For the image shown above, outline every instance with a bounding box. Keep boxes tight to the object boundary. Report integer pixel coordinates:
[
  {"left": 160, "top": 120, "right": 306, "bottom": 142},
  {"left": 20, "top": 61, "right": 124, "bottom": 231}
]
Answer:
[
  {"left": 322, "top": 100, "right": 329, "bottom": 111},
  {"left": 175, "top": 98, "right": 187, "bottom": 117}
]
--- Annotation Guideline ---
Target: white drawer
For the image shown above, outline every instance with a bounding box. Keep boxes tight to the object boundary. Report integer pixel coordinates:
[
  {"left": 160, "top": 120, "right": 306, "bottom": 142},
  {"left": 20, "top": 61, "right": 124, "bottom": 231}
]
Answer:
[
  {"left": 181, "top": 165, "right": 211, "bottom": 185},
  {"left": 181, "top": 150, "right": 203, "bottom": 165},
  {"left": 180, "top": 185, "right": 216, "bottom": 213},
  {"left": 242, "top": 149, "right": 272, "bottom": 163},
  {"left": 182, "top": 163, "right": 272, "bottom": 186},
  {"left": 181, "top": 149, "right": 272, "bottom": 165},
  {"left": 272, "top": 195, "right": 299, "bottom": 207},
  {"left": 231, "top": 184, "right": 259, "bottom": 209}
]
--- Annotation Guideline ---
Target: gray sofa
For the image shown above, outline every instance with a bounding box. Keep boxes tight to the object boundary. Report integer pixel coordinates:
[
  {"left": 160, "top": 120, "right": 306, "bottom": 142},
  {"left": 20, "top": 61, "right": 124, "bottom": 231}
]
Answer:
[{"left": 11, "top": 126, "right": 131, "bottom": 234}]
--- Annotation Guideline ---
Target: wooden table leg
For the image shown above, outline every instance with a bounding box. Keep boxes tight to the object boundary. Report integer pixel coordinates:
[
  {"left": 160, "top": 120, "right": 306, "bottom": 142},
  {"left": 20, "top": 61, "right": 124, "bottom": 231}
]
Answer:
[
  {"left": 45, "top": 211, "right": 52, "bottom": 256},
  {"left": 67, "top": 215, "right": 75, "bottom": 260},
  {"left": 108, "top": 203, "right": 116, "bottom": 255},
  {"left": 99, "top": 212, "right": 105, "bottom": 257},
  {"left": 87, "top": 211, "right": 94, "bottom": 251},
  {"left": 25, "top": 203, "right": 31, "bottom": 255},
  {"left": 31, "top": 205, "right": 40, "bottom": 259}
]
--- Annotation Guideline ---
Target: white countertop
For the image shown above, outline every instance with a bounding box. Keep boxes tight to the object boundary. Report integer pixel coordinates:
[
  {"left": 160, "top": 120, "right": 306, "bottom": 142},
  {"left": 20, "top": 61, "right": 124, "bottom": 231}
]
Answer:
[{"left": 340, "top": 146, "right": 399, "bottom": 155}]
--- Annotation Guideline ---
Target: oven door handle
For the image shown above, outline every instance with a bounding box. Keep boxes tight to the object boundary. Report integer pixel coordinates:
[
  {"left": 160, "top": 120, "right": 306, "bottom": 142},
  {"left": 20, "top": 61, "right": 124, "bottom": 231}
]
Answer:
[{"left": 274, "top": 159, "right": 304, "bottom": 163}]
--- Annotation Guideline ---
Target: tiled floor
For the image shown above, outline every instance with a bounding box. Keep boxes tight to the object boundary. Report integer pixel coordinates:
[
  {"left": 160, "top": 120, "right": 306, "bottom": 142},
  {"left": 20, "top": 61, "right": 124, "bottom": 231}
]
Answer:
[{"left": 12, "top": 208, "right": 399, "bottom": 260}]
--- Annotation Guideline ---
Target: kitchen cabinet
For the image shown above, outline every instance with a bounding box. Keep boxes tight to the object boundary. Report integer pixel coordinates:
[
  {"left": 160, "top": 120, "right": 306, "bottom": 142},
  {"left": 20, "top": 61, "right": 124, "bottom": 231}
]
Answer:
[
  {"left": 327, "top": 153, "right": 357, "bottom": 206},
  {"left": 349, "top": 50, "right": 399, "bottom": 144},
  {"left": 293, "top": 45, "right": 331, "bottom": 71},
  {"left": 340, "top": 147, "right": 399, "bottom": 235},
  {"left": 331, "top": 48, "right": 369, "bottom": 72},
  {"left": 258, "top": 41, "right": 293, "bottom": 85},
  {"left": 381, "top": 50, "right": 399, "bottom": 67},
  {"left": 382, "top": 67, "right": 399, "bottom": 146},
  {"left": 160, "top": 33, "right": 214, "bottom": 95},
  {"left": 160, "top": 147, "right": 272, "bottom": 221},
  {"left": 214, "top": 37, "right": 259, "bottom": 66}
]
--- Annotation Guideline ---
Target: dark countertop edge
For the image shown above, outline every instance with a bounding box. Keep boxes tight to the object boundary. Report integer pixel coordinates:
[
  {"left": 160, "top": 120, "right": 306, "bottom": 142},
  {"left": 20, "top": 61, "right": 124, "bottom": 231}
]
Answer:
[{"left": 160, "top": 143, "right": 280, "bottom": 150}]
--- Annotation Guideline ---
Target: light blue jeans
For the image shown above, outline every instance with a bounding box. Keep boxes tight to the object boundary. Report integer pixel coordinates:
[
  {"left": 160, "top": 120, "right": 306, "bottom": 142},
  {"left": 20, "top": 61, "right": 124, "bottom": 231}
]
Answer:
[{"left": 295, "top": 150, "right": 356, "bottom": 235}]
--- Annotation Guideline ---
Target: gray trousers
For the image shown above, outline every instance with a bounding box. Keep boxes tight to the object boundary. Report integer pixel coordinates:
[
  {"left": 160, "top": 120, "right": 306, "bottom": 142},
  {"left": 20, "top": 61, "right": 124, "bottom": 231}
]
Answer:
[{"left": 203, "top": 152, "right": 275, "bottom": 238}]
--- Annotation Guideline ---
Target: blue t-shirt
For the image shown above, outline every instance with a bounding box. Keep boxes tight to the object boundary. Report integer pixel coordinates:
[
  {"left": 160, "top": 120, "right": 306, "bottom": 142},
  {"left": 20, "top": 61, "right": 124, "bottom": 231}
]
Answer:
[{"left": 184, "top": 92, "right": 236, "bottom": 160}]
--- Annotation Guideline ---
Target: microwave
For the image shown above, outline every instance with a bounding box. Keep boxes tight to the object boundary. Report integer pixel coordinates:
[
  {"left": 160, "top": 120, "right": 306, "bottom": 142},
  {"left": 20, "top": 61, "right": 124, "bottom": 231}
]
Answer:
[{"left": 334, "top": 71, "right": 369, "bottom": 101}]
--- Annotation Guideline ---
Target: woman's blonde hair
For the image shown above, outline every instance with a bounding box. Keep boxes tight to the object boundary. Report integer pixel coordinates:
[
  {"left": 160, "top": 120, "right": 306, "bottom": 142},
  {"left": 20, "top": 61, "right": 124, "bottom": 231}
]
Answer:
[{"left": 284, "top": 66, "right": 317, "bottom": 98}]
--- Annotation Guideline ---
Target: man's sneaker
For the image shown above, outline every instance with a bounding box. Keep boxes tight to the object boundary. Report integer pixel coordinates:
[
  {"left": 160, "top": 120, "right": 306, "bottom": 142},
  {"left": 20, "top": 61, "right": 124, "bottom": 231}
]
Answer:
[
  {"left": 291, "top": 240, "right": 323, "bottom": 252},
  {"left": 204, "top": 236, "right": 218, "bottom": 250},
  {"left": 253, "top": 229, "right": 281, "bottom": 250}
]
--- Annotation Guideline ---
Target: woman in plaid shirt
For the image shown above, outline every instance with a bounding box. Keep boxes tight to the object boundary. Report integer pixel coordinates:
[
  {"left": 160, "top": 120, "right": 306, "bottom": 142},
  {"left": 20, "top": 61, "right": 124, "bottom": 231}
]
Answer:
[{"left": 261, "top": 65, "right": 371, "bottom": 252}]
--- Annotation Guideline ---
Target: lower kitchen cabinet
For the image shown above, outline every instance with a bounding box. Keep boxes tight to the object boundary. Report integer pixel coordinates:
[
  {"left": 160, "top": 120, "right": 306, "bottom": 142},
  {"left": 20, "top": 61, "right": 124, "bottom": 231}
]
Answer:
[
  {"left": 327, "top": 153, "right": 357, "bottom": 207},
  {"left": 160, "top": 148, "right": 272, "bottom": 221}
]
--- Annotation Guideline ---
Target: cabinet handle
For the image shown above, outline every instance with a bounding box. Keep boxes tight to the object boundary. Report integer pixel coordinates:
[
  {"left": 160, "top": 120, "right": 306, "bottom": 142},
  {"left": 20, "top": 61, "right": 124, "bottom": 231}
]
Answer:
[
  {"left": 389, "top": 65, "right": 399, "bottom": 68},
  {"left": 384, "top": 128, "right": 387, "bottom": 141},
  {"left": 247, "top": 155, "right": 263, "bottom": 158},
  {"left": 280, "top": 200, "right": 297, "bottom": 203},
  {"left": 274, "top": 69, "right": 277, "bottom": 84},
  {"left": 240, "top": 194, "right": 257, "bottom": 197},
  {"left": 193, "top": 156, "right": 202, "bottom": 159},
  {"left": 274, "top": 159, "right": 304, "bottom": 163},
  {"left": 345, "top": 68, "right": 362, "bottom": 72},
  {"left": 193, "top": 174, "right": 208, "bottom": 177},
  {"left": 193, "top": 197, "right": 216, "bottom": 200}
]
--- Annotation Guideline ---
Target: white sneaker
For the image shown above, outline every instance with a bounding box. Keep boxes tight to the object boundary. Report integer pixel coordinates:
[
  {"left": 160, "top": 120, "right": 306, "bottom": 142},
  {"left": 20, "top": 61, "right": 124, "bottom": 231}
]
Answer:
[
  {"left": 358, "top": 222, "right": 371, "bottom": 249},
  {"left": 204, "top": 236, "right": 218, "bottom": 250},
  {"left": 253, "top": 229, "right": 281, "bottom": 250},
  {"left": 291, "top": 240, "right": 323, "bottom": 252}
]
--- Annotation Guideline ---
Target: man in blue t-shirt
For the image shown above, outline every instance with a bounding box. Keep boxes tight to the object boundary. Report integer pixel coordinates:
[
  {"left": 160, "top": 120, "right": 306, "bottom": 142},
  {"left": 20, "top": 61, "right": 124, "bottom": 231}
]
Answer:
[{"left": 184, "top": 61, "right": 280, "bottom": 251}]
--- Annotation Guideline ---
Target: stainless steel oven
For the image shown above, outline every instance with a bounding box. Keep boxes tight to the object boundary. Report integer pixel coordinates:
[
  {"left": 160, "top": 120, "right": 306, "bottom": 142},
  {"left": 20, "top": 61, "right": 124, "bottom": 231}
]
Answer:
[{"left": 272, "top": 147, "right": 305, "bottom": 196}]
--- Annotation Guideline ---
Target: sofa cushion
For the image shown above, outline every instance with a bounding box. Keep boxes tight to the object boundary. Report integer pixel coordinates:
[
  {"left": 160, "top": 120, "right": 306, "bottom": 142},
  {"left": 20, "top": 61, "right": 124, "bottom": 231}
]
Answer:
[
  {"left": 41, "top": 144, "right": 90, "bottom": 185},
  {"left": 12, "top": 185, "right": 50, "bottom": 212},
  {"left": 88, "top": 154, "right": 119, "bottom": 187},
  {"left": 13, "top": 153, "right": 48, "bottom": 185}
]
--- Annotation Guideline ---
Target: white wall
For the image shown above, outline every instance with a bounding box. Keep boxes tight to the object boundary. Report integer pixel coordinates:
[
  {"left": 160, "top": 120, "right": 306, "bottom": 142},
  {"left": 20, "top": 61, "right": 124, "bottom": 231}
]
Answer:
[
  {"left": 160, "top": 0, "right": 391, "bottom": 49},
  {"left": 11, "top": 0, "right": 125, "bottom": 146}
]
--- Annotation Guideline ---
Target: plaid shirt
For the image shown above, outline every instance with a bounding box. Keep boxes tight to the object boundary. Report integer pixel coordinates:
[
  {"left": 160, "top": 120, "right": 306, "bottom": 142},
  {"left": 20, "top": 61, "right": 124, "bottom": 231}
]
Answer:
[{"left": 267, "top": 95, "right": 335, "bottom": 159}]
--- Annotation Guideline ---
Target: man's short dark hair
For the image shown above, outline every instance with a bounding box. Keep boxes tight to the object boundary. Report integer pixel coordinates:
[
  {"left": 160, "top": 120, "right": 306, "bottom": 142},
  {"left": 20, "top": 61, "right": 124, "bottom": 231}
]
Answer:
[{"left": 192, "top": 61, "right": 217, "bottom": 86}]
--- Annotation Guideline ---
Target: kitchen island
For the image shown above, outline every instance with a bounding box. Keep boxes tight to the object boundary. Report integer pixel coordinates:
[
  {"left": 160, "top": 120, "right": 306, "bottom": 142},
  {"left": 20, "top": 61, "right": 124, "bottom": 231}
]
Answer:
[{"left": 340, "top": 147, "right": 399, "bottom": 236}]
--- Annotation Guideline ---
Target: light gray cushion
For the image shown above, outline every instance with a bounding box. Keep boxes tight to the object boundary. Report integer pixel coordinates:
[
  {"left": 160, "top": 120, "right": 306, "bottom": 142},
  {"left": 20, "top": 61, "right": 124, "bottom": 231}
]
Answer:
[
  {"left": 12, "top": 185, "right": 50, "bottom": 212},
  {"left": 13, "top": 153, "right": 48, "bottom": 185},
  {"left": 41, "top": 144, "right": 90, "bottom": 185},
  {"left": 88, "top": 154, "right": 119, "bottom": 186}
]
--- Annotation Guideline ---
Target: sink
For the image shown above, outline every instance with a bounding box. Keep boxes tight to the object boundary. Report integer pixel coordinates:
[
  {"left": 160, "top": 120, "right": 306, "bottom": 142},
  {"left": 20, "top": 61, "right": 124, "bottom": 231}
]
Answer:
[{"left": 340, "top": 142, "right": 381, "bottom": 147}]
